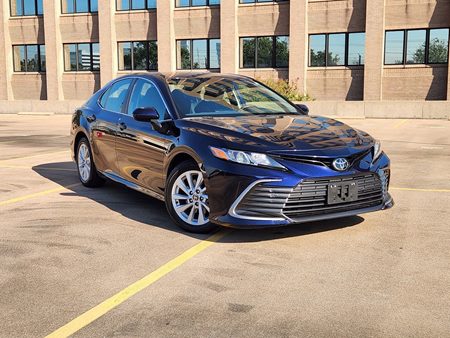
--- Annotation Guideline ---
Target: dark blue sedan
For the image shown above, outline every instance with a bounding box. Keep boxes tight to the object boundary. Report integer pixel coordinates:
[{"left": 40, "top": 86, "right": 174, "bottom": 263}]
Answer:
[{"left": 70, "top": 72, "right": 393, "bottom": 233}]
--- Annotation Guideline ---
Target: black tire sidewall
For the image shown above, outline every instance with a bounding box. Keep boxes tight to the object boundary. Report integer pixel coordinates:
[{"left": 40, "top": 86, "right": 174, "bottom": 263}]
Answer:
[{"left": 165, "top": 162, "right": 218, "bottom": 234}]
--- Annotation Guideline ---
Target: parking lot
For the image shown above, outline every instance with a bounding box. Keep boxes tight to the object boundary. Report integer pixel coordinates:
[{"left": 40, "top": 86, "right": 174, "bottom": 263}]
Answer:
[{"left": 1, "top": 113, "right": 449, "bottom": 337}]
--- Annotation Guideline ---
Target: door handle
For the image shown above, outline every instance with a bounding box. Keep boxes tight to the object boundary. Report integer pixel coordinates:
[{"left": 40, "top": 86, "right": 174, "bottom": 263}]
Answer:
[
  {"left": 119, "top": 122, "right": 127, "bottom": 131},
  {"left": 86, "top": 114, "right": 96, "bottom": 123}
]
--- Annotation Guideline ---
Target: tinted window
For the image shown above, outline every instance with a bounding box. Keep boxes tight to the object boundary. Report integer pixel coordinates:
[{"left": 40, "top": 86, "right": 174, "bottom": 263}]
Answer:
[
  {"left": 309, "top": 34, "right": 326, "bottom": 67},
  {"left": 257, "top": 37, "right": 273, "bottom": 68},
  {"left": 348, "top": 32, "right": 365, "bottom": 65},
  {"left": 103, "top": 79, "right": 133, "bottom": 113},
  {"left": 276, "top": 36, "right": 289, "bottom": 67},
  {"left": 328, "top": 33, "right": 345, "bottom": 66},
  {"left": 209, "top": 39, "right": 221, "bottom": 69},
  {"left": 428, "top": 28, "right": 449, "bottom": 64},
  {"left": 240, "top": 37, "right": 256, "bottom": 68},
  {"left": 127, "top": 80, "right": 168, "bottom": 120},
  {"left": 385, "top": 31, "right": 405, "bottom": 65},
  {"left": 406, "top": 29, "right": 426, "bottom": 64}
]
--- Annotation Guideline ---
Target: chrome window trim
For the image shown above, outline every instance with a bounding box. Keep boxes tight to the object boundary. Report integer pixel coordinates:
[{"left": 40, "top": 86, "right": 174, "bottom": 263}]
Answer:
[{"left": 228, "top": 178, "right": 286, "bottom": 221}]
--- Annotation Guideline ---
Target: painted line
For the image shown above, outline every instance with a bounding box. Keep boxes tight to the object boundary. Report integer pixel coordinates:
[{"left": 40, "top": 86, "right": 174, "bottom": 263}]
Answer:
[
  {"left": 0, "top": 150, "right": 70, "bottom": 163},
  {"left": 0, "top": 164, "right": 77, "bottom": 172},
  {"left": 45, "top": 230, "right": 229, "bottom": 338},
  {"left": 391, "top": 187, "right": 450, "bottom": 193},
  {"left": 0, "top": 183, "right": 80, "bottom": 207},
  {"left": 393, "top": 120, "right": 408, "bottom": 128}
]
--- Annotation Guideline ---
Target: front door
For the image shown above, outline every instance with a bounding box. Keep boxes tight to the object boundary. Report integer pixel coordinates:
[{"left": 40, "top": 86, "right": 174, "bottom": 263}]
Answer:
[{"left": 116, "top": 79, "right": 175, "bottom": 194}]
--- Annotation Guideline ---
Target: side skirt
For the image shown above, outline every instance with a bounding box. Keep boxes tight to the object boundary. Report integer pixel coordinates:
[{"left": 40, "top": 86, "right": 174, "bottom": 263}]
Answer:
[{"left": 100, "top": 170, "right": 165, "bottom": 202}]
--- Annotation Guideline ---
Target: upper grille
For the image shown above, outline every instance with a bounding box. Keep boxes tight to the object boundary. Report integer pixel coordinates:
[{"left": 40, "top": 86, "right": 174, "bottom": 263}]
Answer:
[
  {"left": 274, "top": 149, "right": 372, "bottom": 170},
  {"left": 234, "top": 173, "right": 384, "bottom": 220}
]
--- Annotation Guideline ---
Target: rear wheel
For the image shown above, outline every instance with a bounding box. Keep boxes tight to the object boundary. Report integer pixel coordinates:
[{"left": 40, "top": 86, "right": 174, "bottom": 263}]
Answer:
[
  {"left": 165, "top": 162, "right": 218, "bottom": 233},
  {"left": 76, "top": 137, "right": 104, "bottom": 187}
]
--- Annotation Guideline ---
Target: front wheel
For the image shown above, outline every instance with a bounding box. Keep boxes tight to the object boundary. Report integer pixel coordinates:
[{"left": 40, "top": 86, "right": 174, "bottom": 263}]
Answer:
[{"left": 165, "top": 162, "right": 218, "bottom": 233}]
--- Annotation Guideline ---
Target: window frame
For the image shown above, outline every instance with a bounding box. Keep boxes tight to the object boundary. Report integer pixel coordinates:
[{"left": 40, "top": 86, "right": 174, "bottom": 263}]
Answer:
[
  {"left": 176, "top": 38, "right": 221, "bottom": 70},
  {"left": 117, "top": 40, "right": 158, "bottom": 71},
  {"left": 61, "top": 0, "right": 98, "bottom": 14},
  {"left": 63, "top": 42, "right": 100, "bottom": 72},
  {"left": 239, "top": 0, "right": 288, "bottom": 4},
  {"left": 12, "top": 44, "right": 46, "bottom": 73},
  {"left": 175, "top": 0, "right": 220, "bottom": 8},
  {"left": 308, "top": 32, "right": 366, "bottom": 68},
  {"left": 239, "top": 35, "right": 289, "bottom": 69},
  {"left": 384, "top": 28, "right": 450, "bottom": 66},
  {"left": 116, "top": 0, "right": 157, "bottom": 11},
  {"left": 10, "top": 0, "right": 43, "bottom": 17}
]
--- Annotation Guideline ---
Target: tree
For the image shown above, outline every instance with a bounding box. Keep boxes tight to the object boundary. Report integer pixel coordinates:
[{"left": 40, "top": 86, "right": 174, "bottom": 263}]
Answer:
[{"left": 413, "top": 38, "right": 448, "bottom": 64}]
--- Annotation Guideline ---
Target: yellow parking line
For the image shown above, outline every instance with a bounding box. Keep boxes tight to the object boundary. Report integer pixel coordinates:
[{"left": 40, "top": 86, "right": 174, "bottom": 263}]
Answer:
[
  {"left": 0, "top": 183, "right": 80, "bottom": 207},
  {"left": 0, "top": 164, "right": 76, "bottom": 172},
  {"left": 391, "top": 187, "right": 450, "bottom": 193},
  {"left": 45, "top": 230, "right": 228, "bottom": 338},
  {"left": 392, "top": 119, "right": 409, "bottom": 128}
]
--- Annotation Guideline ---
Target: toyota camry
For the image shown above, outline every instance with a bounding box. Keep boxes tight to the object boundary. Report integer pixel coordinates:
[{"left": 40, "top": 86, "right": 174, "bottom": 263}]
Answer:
[{"left": 70, "top": 73, "right": 393, "bottom": 233}]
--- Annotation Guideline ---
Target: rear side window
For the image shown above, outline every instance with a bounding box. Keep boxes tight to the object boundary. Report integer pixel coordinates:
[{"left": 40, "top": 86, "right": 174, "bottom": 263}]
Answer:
[{"left": 101, "top": 79, "right": 133, "bottom": 113}]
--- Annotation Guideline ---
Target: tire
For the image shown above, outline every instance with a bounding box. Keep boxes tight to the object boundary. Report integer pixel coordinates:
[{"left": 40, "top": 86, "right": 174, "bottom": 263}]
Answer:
[
  {"left": 165, "top": 161, "right": 218, "bottom": 233},
  {"left": 76, "top": 137, "right": 104, "bottom": 188}
]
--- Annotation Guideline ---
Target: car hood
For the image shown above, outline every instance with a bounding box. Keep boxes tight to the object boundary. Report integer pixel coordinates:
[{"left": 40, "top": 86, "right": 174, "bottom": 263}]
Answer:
[{"left": 180, "top": 114, "right": 374, "bottom": 157}]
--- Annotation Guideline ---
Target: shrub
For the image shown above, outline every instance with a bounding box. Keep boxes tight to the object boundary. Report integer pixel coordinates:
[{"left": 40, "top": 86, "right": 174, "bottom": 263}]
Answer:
[{"left": 257, "top": 78, "right": 313, "bottom": 102}]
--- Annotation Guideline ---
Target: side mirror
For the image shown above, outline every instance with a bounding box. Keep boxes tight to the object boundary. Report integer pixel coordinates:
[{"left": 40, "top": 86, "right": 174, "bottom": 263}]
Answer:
[
  {"left": 133, "top": 107, "right": 160, "bottom": 122},
  {"left": 296, "top": 104, "right": 309, "bottom": 115}
]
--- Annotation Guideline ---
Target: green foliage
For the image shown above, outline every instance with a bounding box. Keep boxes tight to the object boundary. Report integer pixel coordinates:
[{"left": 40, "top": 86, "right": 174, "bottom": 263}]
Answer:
[
  {"left": 258, "top": 78, "right": 314, "bottom": 102},
  {"left": 413, "top": 38, "right": 449, "bottom": 64}
]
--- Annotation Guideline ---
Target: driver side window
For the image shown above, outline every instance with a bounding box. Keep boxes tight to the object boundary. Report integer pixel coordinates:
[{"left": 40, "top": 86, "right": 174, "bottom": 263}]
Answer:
[{"left": 128, "top": 79, "right": 169, "bottom": 120}]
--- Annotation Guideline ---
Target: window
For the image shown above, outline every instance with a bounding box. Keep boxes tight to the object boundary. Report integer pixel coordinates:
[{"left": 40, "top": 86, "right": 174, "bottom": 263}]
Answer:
[
  {"left": 13, "top": 44, "right": 46, "bottom": 72},
  {"left": 62, "top": 0, "right": 98, "bottom": 13},
  {"left": 348, "top": 32, "right": 365, "bottom": 66},
  {"left": 63, "top": 43, "right": 100, "bottom": 71},
  {"left": 127, "top": 79, "right": 169, "bottom": 120},
  {"left": 309, "top": 32, "right": 366, "bottom": 67},
  {"left": 240, "top": 36, "right": 289, "bottom": 69},
  {"left": 175, "top": 0, "right": 219, "bottom": 8},
  {"left": 117, "top": 0, "right": 156, "bottom": 10},
  {"left": 385, "top": 28, "right": 449, "bottom": 65},
  {"left": 239, "top": 0, "right": 288, "bottom": 4},
  {"left": 176, "top": 39, "right": 221, "bottom": 70},
  {"left": 118, "top": 41, "right": 158, "bottom": 71},
  {"left": 102, "top": 79, "right": 133, "bottom": 113},
  {"left": 11, "top": 0, "right": 43, "bottom": 16}
]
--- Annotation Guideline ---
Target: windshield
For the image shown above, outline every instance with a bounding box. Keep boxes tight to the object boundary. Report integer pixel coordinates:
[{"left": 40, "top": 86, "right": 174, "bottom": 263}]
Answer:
[{"left": 167, "top": 76, "right": 299, "bottom": 118}]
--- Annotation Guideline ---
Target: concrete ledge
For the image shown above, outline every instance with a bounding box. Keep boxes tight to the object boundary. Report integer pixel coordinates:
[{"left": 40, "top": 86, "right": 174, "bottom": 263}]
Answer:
[
  {"left": 1, "top": 100, "right": 449, "bottom": 119},
  {"left": 0, "top": 100, "right": 85, "bottom": 114},
  {"left": 294, "top": 100, "right": 449, "bottom": 119}
]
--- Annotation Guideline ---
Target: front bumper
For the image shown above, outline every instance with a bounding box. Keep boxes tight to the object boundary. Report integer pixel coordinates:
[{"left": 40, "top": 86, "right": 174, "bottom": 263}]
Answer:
[{"left": 205, "top": 152, "right": 393, "bottom": 229}]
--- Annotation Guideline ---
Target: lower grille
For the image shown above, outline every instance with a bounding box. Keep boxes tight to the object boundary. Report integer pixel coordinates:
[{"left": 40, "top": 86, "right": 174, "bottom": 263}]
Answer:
[
  {"left": 234, "top": 173, "right": 384, "bottom": 219},
  {"left": 283, "top": 174, "right": 383, "bottom": 218}
]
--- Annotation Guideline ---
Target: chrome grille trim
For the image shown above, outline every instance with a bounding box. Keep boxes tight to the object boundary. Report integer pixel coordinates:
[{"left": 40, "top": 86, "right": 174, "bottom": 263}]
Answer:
[{"left": 233, "top": 173, "right": 384, "bottom": 221}]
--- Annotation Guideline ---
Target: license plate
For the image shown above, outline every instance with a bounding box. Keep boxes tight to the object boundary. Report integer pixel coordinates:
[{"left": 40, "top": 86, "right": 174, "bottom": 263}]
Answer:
[{"left": 327, "top": 182, "right": 358, "bottom": 205}]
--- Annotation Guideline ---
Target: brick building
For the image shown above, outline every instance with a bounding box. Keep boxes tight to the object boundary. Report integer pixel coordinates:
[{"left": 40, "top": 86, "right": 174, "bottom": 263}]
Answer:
[{"left": 0, "top": 0, "right": 449, "bottom": 117}]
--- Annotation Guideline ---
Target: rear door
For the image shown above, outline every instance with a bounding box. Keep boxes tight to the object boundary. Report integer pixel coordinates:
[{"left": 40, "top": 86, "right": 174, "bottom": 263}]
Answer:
[
  {"left": 116, "top": 78, "right": 175, "bottom": 194},
  {"left": 91, "top": 78, "right": 133, "bottom": 173}
]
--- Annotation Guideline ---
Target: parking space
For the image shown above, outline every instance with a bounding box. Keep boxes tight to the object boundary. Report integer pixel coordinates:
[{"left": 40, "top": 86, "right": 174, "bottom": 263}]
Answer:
[{"left": 0, "top": 114, "right": 449, "bottom": 337}]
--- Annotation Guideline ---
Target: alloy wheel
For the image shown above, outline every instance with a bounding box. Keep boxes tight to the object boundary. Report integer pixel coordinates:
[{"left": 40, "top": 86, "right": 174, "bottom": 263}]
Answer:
[
  {"left": 77, "top": 143, "right": 91, "bottom": 183},
  {"left": 171, "top": 170, "right": 209, "bottom": 226}
]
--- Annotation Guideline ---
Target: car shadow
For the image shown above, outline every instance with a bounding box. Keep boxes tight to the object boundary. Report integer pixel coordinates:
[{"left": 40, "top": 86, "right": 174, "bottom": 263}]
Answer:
[{"left": 33, "top": 162, "right": 365, "bottom": 243}]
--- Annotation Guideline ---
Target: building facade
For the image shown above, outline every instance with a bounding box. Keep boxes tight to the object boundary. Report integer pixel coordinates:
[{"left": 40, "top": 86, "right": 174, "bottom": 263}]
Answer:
[{"left": 0, "top": 0, "right": 449, "bottom": 111}]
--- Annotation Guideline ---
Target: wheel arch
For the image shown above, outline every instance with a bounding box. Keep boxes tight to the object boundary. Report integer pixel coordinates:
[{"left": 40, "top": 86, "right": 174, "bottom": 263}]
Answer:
[{"left": 165, "top": 147, "right": 204, "bottom": 183}]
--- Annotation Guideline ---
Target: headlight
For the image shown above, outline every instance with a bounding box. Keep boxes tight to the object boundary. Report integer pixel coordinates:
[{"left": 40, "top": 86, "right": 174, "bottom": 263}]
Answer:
[
  {"left": 373, "top": 140, "right": 383, "bottom": 161},
  {"left": 209, "top": 147, "right": 286, "bottom": 170}
]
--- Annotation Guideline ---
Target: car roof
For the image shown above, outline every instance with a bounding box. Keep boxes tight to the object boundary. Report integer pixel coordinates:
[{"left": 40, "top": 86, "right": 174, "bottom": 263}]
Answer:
[{"left": 115, "top": 72, "right": 250, "bottom": 83}]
